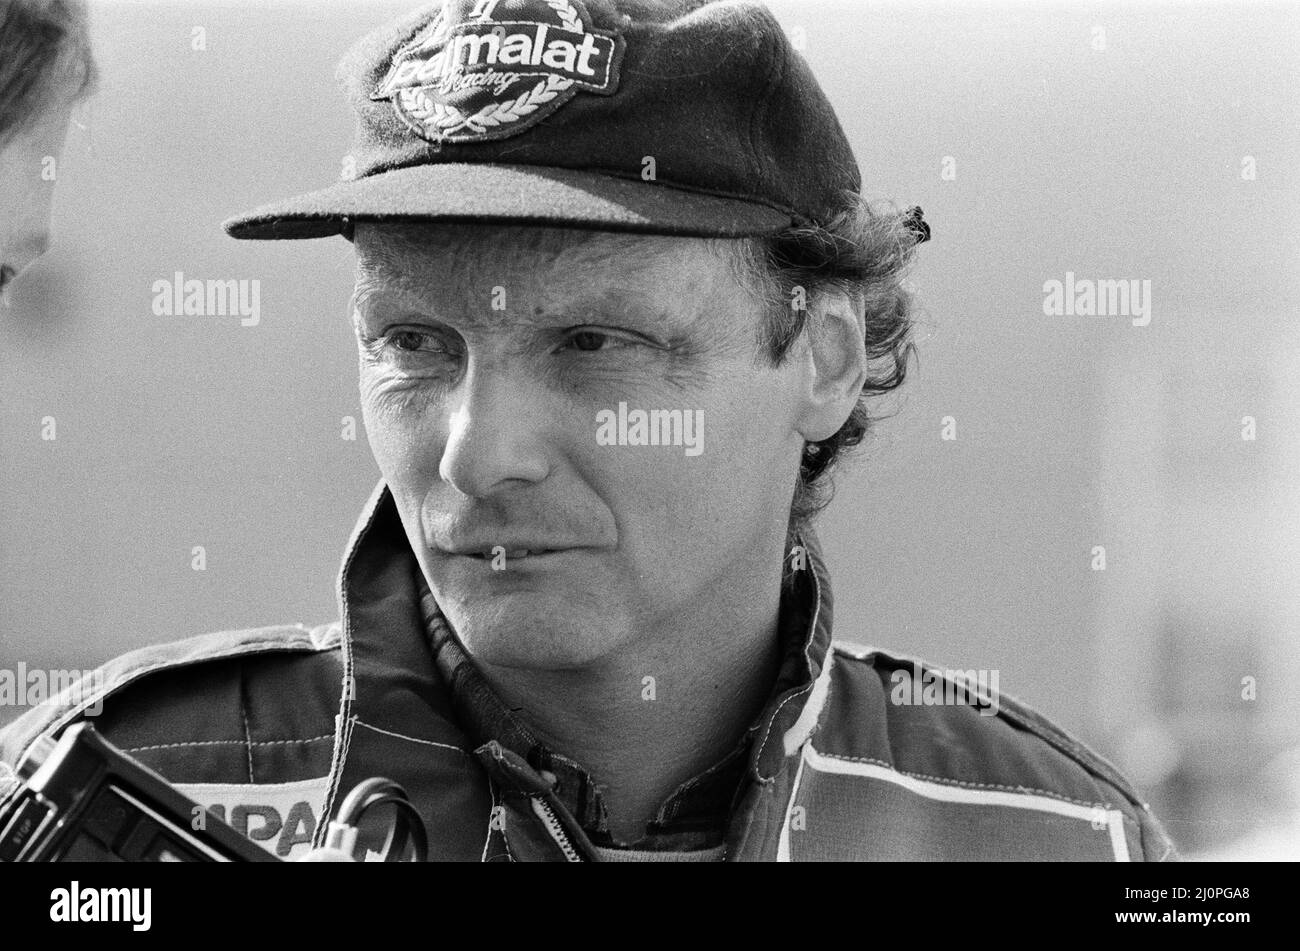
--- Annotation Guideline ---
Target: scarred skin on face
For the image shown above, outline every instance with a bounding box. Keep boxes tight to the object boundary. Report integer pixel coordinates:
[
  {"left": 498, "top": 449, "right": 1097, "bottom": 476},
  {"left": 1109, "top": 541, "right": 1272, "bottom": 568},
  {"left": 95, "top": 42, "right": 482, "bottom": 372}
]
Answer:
[
  {"left": 351, "top": 222, "right": 807, "bottom": 671},
  {"left": 348, "top": 220, "right": 862, "bottom": 841}
]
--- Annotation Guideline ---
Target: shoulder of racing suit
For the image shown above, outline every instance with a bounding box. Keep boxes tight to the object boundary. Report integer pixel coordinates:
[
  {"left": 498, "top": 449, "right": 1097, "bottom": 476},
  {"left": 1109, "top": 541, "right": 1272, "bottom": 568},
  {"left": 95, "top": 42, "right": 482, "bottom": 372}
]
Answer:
[
  {"left": 0, "top": 622, "right": 345, "bottom": 859},
  {"left": 771, "top": 641, "right": 1179, "bottom": 861},
  {"left": 0, "top": 625, "right": 1179, "bottom": 862}
]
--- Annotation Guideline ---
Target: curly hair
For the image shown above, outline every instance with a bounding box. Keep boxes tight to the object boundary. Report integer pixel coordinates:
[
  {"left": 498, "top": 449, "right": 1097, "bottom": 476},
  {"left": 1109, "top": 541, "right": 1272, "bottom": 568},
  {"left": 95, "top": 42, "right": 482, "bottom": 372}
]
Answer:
[
  {"left": 728, "top": 193, "right": 926, "bottom": 536},
  {"left": 0, "top": 0, "right": 96, "bottom": 145}
]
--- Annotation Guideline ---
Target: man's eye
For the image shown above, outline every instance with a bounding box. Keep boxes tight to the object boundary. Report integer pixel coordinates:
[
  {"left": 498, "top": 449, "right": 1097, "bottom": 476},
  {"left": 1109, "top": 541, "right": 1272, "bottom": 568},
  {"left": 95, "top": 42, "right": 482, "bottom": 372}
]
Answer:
[
  {"left": 361, "top": 327, "right": 460, "bottom": 372},
  {"left": 387, "top": 329, "right": 440, "bottom": 352},
  {"left": 561, "top": 329, "right": 634, "bottom": 353},
  {"left": 366, "top": 328, "right": 456, "bottom": 359}
]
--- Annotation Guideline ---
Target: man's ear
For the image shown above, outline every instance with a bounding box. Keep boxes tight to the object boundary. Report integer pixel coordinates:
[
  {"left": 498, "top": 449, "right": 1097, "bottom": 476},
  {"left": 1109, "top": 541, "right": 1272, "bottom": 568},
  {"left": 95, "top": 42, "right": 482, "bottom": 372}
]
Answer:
[{"left": 794, "top": 287, "right": 867, "bottom": 443}]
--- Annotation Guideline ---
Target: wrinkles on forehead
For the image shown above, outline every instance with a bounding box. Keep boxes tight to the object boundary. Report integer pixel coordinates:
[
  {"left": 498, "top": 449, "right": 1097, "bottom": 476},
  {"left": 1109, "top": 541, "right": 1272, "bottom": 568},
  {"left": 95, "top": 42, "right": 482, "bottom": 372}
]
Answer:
[{"left": 350, "top": 222, "right": 753, "bottom": 339}]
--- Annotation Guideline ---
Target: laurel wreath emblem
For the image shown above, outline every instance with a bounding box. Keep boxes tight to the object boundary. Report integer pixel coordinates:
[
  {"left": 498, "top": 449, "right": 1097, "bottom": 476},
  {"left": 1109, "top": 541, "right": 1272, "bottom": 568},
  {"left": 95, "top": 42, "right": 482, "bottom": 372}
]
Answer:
[
  {"left": 401, "top": 0, "right": 583, "bottom": 137},
  {"left": 543, "top": 0, "right": 582, "bottom": 33}
]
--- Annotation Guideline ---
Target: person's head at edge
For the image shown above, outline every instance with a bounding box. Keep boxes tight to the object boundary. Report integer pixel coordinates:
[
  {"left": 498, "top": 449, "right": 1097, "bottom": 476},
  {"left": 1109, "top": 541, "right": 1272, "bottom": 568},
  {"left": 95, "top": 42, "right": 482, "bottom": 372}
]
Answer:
[{"left": 0, "top": 0, "right": 97, "bottom": 298}]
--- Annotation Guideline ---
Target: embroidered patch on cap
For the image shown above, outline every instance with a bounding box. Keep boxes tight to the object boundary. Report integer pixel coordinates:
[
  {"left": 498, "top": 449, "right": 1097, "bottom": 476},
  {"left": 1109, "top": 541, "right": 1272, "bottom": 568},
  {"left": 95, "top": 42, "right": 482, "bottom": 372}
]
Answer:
[{"left": 373, "top": 0, "right": 626, "bottom": 144}]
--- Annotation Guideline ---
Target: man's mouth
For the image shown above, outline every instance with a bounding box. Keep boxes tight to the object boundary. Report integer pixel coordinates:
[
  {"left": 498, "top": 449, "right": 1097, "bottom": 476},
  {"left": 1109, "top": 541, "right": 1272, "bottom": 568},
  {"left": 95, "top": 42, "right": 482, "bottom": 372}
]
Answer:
[{"left": 461, "top": 548, "right": 562, "bottom": 560}]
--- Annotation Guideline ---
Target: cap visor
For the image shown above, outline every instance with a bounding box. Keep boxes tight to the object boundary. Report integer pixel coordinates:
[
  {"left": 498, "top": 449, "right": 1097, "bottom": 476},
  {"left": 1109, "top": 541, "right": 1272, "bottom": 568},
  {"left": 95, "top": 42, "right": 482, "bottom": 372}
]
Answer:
[{"left": 222, "top": 163, "right": 794, "bottom": 240}]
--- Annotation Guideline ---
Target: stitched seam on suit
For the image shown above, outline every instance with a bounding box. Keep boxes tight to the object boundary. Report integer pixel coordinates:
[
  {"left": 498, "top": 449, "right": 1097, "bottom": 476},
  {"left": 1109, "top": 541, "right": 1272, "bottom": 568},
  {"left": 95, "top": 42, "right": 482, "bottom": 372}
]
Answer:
[
  {"left": 758, "top": 689, "right": 809, "bottom": 765},
  {"left": 810, "top": 750, "right": 1120, "bottom": 810},
  {"left": 754, "top": 535, "right": 826, "bottom": 775},
  {"left": 502, "top": 808, "right": 516, "bottom": 862},
  {"left": 121, "top": 735, "right": 334, "bottom": 753},
  {"left": 316, "top": 482, "right": 389, "bottom": 845},
  {"left": 238, "top": 669, "right": 255, "bottom": 783},
  {"left": 1141, "top": 806, "right": 1177, "bottom": 862},
  {"left": 352, "top": 718, "right": 470, "bottom": 756},
  {"left": 480, "top": 785, "right": 499, "bottom": 862},
  {"left": 831, "top": 643, "right": 1147, "bottom": 809},
  {"left": 481, "top": 783, "right": 514, "bottom": 863},
  {"left": 13, "top": 636, "right": 334, "bottom": 767}
]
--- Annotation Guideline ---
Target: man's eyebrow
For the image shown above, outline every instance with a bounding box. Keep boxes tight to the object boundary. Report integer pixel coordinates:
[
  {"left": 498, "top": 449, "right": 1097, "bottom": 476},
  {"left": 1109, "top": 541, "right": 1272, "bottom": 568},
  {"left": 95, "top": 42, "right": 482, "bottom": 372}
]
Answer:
[
  {"left": 350, "top": 271, "right": 434, "bottom": 324},
  {"left": 534, "top": 291, "right": 690, "bottom": 327},
  {"left": 351, "top": 279, "right": 697, "bottom": 331},
  {"left": 350, "top": 277, "right": 401, "bottom": 314}
]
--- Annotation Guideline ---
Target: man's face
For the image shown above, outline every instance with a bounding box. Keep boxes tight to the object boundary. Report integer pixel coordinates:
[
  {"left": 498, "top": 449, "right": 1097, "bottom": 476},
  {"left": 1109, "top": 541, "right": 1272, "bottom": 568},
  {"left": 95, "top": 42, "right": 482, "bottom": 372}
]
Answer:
[{"left": 351, "top": 222, "right": 807, "bottom": 671}]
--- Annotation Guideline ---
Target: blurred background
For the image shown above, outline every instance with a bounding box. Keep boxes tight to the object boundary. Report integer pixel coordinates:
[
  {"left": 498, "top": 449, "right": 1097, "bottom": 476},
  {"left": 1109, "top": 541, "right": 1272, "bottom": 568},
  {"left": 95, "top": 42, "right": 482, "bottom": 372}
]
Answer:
[{"left": 1, "top": 0, "right": 1297, "bottom": 859}]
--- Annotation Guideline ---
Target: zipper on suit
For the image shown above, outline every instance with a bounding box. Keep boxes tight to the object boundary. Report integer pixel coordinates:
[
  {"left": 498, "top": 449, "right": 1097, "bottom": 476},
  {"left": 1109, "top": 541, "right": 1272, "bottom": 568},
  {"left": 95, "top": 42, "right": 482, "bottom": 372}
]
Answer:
[{"left": 529, "top": 795, "right": 584, "bottom": 862}]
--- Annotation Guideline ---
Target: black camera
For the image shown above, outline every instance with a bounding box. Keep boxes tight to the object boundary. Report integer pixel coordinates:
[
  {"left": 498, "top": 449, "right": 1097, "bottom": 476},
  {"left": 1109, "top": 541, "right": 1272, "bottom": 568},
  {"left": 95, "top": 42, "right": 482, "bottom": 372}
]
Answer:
[{"left": 0, "top": 723, "right": 278, "bottom": 862}]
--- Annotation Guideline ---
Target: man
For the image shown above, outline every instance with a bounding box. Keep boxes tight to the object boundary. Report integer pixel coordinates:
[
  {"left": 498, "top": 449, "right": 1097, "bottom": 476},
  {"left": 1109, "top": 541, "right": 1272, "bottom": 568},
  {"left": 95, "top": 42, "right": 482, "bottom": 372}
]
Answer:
[{"left": 0, "top": 0, "right": 1176, "bottom": 861}]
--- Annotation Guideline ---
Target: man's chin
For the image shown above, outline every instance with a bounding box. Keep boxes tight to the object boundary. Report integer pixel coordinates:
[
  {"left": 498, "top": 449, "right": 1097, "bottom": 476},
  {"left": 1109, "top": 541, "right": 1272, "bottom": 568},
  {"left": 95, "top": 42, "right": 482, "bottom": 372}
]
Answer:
[{"left": 438, "top": 590, "right": 621, "bottom": 671}]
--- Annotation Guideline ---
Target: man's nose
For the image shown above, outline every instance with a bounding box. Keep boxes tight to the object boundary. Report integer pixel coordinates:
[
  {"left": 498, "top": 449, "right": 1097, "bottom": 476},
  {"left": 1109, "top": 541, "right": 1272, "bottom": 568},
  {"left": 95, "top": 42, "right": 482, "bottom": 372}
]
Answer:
[{"left": 438, "top": 366, "right": 552, "bottom": 498}]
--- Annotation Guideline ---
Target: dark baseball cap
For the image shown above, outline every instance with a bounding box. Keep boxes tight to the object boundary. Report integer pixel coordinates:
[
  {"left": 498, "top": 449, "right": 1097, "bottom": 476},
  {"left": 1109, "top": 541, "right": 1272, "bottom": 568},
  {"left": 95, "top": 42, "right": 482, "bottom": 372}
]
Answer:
[{"left": 223, "top": 0, "right": 865, "bottom": 240}]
